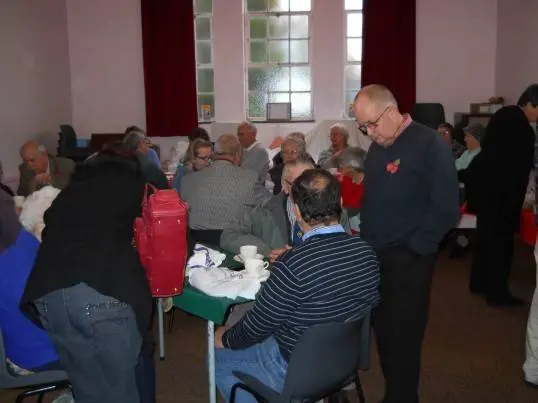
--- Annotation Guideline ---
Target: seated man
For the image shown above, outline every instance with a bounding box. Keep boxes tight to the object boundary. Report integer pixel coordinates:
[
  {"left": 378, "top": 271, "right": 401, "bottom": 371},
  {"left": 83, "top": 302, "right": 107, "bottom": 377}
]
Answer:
[
  {"left": 181, "top": 134, "right": 271, "bottom": 246},
  {"left": 214, "top": 169, "right": 380, "bottom": 403},
  {"left": 18, "top": 141, "right": 75, "bottom": 197},
  {"left": 237, "top": 121, "right": 270, "bottom": 183},
  {"left": 220, "top": 158, "right": 315, "bottom": 256},
  {"left": 0, "top": 188, "right": 60, "bottom": 374}
]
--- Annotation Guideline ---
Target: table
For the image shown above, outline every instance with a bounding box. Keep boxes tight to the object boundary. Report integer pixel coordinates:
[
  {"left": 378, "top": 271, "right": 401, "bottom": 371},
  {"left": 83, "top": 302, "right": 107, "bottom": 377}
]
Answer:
[{"left": 171, "top": 249, "right": 253, "bottom": 403}]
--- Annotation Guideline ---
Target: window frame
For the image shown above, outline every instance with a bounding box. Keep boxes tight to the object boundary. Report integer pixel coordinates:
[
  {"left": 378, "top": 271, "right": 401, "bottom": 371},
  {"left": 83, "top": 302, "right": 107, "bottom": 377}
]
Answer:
[
  {"left": 194, "top": 0, "right": 215, "bottom": 121},
  {"left": 343, "top": 2, "right": 363, "bottom": 118},
  {"left": 244, "top": 0, "right": 314, "bottom": 121}
]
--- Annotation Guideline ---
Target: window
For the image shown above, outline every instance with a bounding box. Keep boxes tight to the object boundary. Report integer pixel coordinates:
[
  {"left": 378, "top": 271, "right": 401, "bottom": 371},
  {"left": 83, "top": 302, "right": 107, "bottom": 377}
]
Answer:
[
  {"left": 245, "top": 0, "right": 312, "bottom": 121},
  {"left": 344, "top": 0, "right": 363, "bottom": 117},
  {"left": 194, "top": 0, "right": 214, "bottom": 121}
]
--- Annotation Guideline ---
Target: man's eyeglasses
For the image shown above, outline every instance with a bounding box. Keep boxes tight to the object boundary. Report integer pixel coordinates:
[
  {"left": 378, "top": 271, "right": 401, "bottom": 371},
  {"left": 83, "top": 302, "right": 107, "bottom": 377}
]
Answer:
[
  {"left": 356, "top": 105, "right": 390, "bottom": 135},
  {"left": 195, "top": 155, "right": 213, "bottom": 163}
]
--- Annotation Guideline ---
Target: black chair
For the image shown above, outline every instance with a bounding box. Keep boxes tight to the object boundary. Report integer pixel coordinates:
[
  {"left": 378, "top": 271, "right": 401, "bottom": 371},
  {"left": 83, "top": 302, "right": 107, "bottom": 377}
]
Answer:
[
  {"left": 230, "top": 313, "right": 372, "bottom": 403},
  {"left": 0, "top": 331, "right": 70, "bottom": 403},
  {"left": 58, "top": 124, "right": 90, "bottom": 162},
  {"left": 411, "top": 103, "right": 446, "bottom": 130}
]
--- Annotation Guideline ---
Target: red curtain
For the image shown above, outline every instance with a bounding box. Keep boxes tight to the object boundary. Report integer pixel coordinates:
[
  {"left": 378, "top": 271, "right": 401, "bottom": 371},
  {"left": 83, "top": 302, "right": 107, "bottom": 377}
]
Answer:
[
  {"left": 141, "top": 0, "right": 198, "bottom": 137},
  {"left": 361, "top": 0, "right": 416, "bottom": 113}
]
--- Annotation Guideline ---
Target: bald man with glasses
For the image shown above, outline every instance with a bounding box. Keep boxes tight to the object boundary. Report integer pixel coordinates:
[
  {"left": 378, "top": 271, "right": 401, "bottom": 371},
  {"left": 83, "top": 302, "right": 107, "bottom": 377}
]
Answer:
[{"left": 354, "top": 84, "right": 459, "bottom": 403}]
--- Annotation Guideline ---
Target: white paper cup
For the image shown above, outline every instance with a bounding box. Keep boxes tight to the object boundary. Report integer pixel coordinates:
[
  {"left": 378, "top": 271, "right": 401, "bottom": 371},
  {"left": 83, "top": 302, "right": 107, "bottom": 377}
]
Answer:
[
  {"left": 245, "top": 258, "right": 269, "bottom": 277},
  {"left": 240, "top": 245, "right": 258, "bottom": 261}
]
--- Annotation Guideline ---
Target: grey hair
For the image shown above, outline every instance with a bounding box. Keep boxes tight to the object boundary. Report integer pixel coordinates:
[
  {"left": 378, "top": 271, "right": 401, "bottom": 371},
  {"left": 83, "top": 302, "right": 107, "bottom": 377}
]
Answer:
[
  {"left": 238, "top": 121, "right": 257, "bottom": 135},
  {"left": 281, "top": 156, "right": 315, "bottom": 185},
  {"left": 337, "top": 147, "right": 366, "bottom": 172},
  {"left": 215, "top": 134, "right": 241, "bottom": 156},
  {"left": 287, "top": 132, "right": 306, "bottom": 143},
  {"left": 282, "top": 135, "right": 306, "bottom": 155},
  {"left": 123, "top": 131, "right": 145, "bottom": 152},
  {"left": 329, "top": 123, "right": 350, "bottom": 142}
]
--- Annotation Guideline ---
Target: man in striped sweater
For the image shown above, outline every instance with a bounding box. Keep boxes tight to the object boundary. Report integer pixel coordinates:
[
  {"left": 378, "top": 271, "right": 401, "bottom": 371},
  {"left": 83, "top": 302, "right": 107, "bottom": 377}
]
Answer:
[{"left": 214, "top": 168, "right": 380, "bottom": 403}]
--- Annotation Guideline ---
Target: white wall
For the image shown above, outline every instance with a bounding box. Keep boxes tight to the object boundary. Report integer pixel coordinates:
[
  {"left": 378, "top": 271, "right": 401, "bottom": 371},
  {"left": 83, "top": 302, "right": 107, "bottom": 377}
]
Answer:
[
  {"left": 495, "top": 0, "right": 538, "bottom": 104},
  {"left": 416, "top": 0, "right": 498, "bottom": 122},
  {"left": 66, "top": 0, "right": 146, "bottom": 138},
  {"left": 0, "top": 0, "right": 72, "bottom": 182}
]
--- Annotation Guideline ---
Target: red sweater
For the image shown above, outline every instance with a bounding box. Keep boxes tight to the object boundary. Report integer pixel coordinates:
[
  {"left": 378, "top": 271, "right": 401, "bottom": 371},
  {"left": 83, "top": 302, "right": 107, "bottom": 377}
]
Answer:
[{"left": 340, "top": 175, "right": 364, "bottom": 209}]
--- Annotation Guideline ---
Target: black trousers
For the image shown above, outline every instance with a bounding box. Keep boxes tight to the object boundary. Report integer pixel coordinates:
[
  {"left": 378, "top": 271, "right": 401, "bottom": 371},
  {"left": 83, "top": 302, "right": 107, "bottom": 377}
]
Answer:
[
  {"left": 470, "top": 211, "right": 515, "bottom": 300},
  {"left": 373, "top": 245, "right": 437, "bottom": 403}
]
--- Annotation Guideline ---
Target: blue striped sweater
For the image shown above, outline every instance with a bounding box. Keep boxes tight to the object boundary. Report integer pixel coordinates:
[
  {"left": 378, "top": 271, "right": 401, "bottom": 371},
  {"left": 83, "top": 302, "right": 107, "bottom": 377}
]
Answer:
[{"left": 222, "top": 232, "right": 380, "bottom": 361}]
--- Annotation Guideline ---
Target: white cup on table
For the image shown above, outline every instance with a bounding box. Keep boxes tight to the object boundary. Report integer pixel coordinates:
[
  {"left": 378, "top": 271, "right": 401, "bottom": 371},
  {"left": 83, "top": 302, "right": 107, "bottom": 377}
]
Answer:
[
  {"left": 240, "top": 245, "right": 257, "bottom": 261},
  {"left": 244, "top": 258, "right": 269, "bottom": 278}
]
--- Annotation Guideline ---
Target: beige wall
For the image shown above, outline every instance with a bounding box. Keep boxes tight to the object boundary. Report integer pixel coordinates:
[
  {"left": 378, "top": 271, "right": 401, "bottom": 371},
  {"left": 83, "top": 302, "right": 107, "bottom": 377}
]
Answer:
[{"left": 0, "top": 0, "right": 72, "bottom": 181}]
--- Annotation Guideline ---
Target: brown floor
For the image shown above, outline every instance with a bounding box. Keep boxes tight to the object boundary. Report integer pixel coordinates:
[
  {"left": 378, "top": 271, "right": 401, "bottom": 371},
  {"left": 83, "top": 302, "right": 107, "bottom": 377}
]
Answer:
[{"left": 2, "top": 244, "right": 538, "bottom": 403}]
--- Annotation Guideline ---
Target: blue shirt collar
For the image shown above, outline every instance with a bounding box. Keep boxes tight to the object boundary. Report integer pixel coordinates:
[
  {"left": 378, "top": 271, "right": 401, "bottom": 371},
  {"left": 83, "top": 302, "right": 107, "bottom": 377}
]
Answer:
[{"left": 301, "top": 224, "right": 346, "bottom": 241}]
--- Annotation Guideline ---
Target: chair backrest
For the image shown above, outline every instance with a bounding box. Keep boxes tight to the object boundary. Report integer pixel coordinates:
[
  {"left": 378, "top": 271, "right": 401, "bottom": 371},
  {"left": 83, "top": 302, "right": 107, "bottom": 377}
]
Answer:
[
  {"left": 280, "top": 312, "right": 371, "bottom": 401},
  {"left": 59, "top": 125, "right": 78, "bottom": 153},
  {"left": 411, "top": 103, "right": 446, "bottom": 130}
]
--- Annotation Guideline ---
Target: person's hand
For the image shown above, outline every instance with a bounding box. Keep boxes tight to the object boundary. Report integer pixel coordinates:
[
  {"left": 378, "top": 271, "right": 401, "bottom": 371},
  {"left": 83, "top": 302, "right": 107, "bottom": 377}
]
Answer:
[
  {"left": 34, "top": 173, "right": 51, "bottom": 185},
  {"left": 269, "top": 245, "right": 292, "bottom": 263},
  {"left": 214, "top": 326, "right": 229, "bottom": 349}
]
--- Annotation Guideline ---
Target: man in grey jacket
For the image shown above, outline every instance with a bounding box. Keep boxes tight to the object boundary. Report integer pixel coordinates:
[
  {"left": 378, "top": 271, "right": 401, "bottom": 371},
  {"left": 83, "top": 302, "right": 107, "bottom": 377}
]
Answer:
[
  {"left": 237, "top": 121, "right": 269, "bottom": 183},
  {"left": 220, "top": 158, "right": 315, "bottom": 257}
]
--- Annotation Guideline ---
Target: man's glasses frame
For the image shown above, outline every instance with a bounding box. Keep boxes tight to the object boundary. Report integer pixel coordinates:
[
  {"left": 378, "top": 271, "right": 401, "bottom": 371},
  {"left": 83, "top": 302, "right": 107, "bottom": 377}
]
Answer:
[{"left": 356, "top": 105, "right": 391, "bottom": 135}]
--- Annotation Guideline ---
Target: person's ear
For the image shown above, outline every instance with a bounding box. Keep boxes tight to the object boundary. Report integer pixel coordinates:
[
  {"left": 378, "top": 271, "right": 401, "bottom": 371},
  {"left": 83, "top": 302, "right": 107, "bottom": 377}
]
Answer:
[{"left": 293, "top": 202, "right": 303, "bottom": 223}]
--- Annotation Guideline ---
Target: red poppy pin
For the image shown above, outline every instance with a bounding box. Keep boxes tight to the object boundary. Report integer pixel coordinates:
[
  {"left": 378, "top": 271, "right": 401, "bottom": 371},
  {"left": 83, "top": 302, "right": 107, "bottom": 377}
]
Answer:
[{"left": 386, "top": 159, "right": 400, "bottom": 174}]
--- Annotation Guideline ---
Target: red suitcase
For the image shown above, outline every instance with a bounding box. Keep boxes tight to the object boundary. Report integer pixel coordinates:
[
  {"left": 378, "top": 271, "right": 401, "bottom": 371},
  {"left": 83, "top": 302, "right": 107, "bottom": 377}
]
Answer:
[{"left": 134, "top": 184, "right": 188, "bottom": 297}]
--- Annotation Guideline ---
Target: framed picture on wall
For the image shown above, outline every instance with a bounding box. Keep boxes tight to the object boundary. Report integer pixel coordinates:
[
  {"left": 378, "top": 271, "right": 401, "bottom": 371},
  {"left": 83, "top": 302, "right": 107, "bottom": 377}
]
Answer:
[{"left": 266, "top": 102, "right": 291, "bottom": 122}]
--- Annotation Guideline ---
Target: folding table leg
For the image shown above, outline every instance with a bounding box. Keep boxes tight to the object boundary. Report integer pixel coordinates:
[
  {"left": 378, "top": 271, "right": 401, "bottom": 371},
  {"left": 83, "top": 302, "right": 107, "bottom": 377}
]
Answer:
[
  {"left": 207, "top": 321, "right": 216, "bottom": 403},
  {"left": 158, "top": 299, "right": 165, "bottom": 360}
]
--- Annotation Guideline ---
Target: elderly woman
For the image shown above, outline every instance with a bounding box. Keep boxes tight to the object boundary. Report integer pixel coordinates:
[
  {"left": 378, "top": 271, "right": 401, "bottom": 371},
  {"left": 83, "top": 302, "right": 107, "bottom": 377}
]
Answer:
[
  {"left": 125, "top": 126, "right": 161, "bottom": 168},
  {"left": 337, "top": 147, "right": 367, "bottom": 234},
  {"left": 20, "top": 151, "right": 155, "bottom": 403},
  {"left": 0, "top": 187, "right": 60, "bottom": 376},
  {"left": 123, "top": 131, "right": 168, "bottom": 189},
  {"left": 318, "top": 123, "right": 350, "bottom": 170},
  {"left": 437, "top": 123, "right": 465, "bottom": 159},
  {"left": 172, "top": 138, "right": 213, "bottom": 193},
  {"left": 269, "top": 133, "right": 312, "bottom": 195}
]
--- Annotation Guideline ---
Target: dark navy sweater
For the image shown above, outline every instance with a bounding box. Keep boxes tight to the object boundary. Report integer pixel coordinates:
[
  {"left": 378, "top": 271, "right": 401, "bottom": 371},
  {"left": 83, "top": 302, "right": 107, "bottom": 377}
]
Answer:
[
  {"left": 223, "top": 232, "right": 380, "bottom": 361},
  {"left": 361, "top": 121, "right": 460, "bottom": 254}
]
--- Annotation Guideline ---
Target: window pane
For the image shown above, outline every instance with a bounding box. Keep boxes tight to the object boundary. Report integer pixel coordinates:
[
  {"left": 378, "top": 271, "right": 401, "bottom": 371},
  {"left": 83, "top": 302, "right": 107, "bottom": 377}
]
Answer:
[
  {"left": 196, "top": 41, "right": 212, "bottom": 64},
  {"left": 198, "top": 94, "right": 215, "bottom": 119},
  {"left": 290, "top": 15, "right": 309, "bottom": 39},
  {"left": 290, "top": 66, "right": 311, "bottom": 91},
  {"left": 347, "top": 38, "right": 362, "bottom": 62},
  {"left": 345, "top": 65, "right": 362, "bottom": 90},
  {"left": 269, "top": 16, "right": 289, "bottom": 39},
  {"left": 197, "top": 68, "right": 214, "bottom": 92},
  {"left": 196, "top": 17, "right": 211, "bottom": 40},
  {"left": 268, "top": 67, "right": 290, "bottom": 91},
  {"left": 268, "top": 40, "right": 289, "bottom": 63},
  {"left": 250, "top": 17, "right": 267, "bottom": 39},
  {"left": 250, "top": 41, "right": 267, "bottom": 63},
  {"left": 268, "top": 0, "right": 289, "bottom": 12},
  {"left": 345, "top": 91, "right": 358, "bottom": 117},
  {"left": 195, "top": 0, "right": 212, "bottom": 14},
  {"left": 269, "top": 92, "right": 291, "bottom": 103},
  {"left": 248, "top": 91, "right": 267, "bottom": 118},
  {"left": 345, "top": 0, "right": 363, "bottom": 10},
  {"left": 291, "top": 92, "right": 312, "bottom": 119},
  {"left": 290, "top": 0, "right": 311, "bottom": 12},
  {"left": 247, "top": 0, "right": 267, "bottom": 12},
  {"left": 347, "top": 12, "right": 363, "bottom": 37},
  {"left": 290, "top": 40, "right": 309, "bottom": 63}
]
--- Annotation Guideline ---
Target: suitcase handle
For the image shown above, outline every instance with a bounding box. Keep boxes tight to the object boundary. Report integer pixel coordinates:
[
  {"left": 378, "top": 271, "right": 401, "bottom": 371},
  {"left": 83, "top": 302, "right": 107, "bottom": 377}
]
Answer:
[{"left": 142, "top": 183, "right": 158, "bottom": 206}]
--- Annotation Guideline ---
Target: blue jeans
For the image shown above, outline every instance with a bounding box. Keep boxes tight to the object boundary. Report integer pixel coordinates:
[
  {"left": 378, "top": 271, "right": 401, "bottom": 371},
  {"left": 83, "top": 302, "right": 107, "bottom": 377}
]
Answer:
[
  {"left": 215, "top": 337, "right": 288, "bottom": 403},
  {"left": 35, "top": 283, "right": 142, "bottom": 403}
]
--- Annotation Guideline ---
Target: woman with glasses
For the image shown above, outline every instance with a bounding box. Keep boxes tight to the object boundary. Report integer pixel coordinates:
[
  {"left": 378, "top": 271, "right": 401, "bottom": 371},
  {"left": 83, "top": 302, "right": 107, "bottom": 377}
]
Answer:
[
  {"left": 172, "top": 138, "right": 213, "bottom": 194},
  {"left": 317, "top": 123, "right": 350, "bottom": 170}
]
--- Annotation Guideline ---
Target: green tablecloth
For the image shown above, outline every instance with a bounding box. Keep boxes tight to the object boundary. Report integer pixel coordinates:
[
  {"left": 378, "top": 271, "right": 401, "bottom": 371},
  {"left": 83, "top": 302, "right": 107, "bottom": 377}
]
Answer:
[{"left": 172, "top": 247, "right": 250, "bottom": 324}]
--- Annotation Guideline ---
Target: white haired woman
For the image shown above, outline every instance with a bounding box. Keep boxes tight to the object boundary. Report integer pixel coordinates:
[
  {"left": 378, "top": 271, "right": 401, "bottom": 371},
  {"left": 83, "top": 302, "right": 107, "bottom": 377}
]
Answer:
[{"left": 317, "top": 123, "right": 350, "bottom": 170}]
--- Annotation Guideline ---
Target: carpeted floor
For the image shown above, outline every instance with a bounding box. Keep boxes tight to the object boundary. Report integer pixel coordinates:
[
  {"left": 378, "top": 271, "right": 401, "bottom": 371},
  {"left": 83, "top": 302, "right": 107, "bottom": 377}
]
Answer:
[{"left": 2, "top": 243, "right": 538, "bottom": 403}]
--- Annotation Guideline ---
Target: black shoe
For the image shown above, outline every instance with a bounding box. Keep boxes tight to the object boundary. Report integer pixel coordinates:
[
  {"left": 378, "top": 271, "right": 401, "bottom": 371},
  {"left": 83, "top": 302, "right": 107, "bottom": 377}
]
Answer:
[
  {"left": 524, "top": 380, "right": 538, "bottom": 389},
  {"left": 487, "top": 295, "right": 525, "bottom": 307}
]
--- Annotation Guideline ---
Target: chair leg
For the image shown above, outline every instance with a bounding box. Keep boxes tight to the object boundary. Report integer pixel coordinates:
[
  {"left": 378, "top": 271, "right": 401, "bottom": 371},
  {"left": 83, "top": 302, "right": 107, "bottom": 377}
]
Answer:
[
  {"left": 37, "top": 392, "right": 45, "bottom": 403},
  {"left": 355, "top": 374, "right": 366, "bottom": 403},
  {"left": 168, "top": 307, "right": 176, "bottom": 333}
]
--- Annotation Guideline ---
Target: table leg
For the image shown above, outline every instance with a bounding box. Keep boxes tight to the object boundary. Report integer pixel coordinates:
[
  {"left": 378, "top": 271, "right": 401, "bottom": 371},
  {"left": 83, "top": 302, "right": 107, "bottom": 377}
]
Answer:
[
  {"left": 207, "top": 321, "right": 216, "bottom": 403},
  {"left": 158, "top": 299, "right": 165, "bottom": 360}
]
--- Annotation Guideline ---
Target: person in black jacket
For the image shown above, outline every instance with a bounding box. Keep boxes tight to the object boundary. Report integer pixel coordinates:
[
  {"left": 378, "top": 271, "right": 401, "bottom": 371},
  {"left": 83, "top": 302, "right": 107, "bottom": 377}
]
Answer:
[
  {"left": 21, "top": 151, "right": 155, "bottom": 403},
  {"left": 470, "top": 84, "right": 538, "bottom": 306}
]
